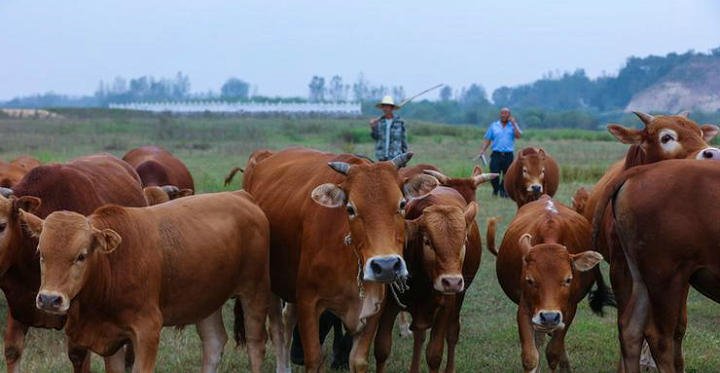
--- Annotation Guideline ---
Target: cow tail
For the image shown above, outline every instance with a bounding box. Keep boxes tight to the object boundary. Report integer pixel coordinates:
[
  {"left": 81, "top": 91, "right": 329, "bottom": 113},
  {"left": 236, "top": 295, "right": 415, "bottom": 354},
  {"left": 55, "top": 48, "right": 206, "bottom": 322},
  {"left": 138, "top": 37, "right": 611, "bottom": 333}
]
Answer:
[
  {"left": 486, "top": 217, "right": 499, "bottom": 256},
  {"left": 233, "top": 298, "right": 247, "bottom": 346},
  {"left": 224, "top": 166, "right": 244, "bottom": 187},
  {"left": 588, "top": 268, "right": 616, "bottom": 316}
]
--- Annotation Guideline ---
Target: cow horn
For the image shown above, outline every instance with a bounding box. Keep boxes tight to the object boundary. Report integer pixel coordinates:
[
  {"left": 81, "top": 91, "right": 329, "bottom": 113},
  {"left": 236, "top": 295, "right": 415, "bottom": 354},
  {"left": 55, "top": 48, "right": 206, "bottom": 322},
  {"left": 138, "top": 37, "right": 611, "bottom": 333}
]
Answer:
[
  {"left": 676, "top": 110, "right": 690, "bottom": 118},
  {"left": 391, "top": 152, "right": 414, "bottom": 169},
  {"left": 0, "top": 187, "right": 13, "bottom": 198},
  {"left": 423, "top": 170, "right": 449, "bottom": 184},
  {"left": 328, "top": 162, "right": 350, "bottom": 175},
  {"left": 633, "top": 111, "right": 655, "bottom": 126}
]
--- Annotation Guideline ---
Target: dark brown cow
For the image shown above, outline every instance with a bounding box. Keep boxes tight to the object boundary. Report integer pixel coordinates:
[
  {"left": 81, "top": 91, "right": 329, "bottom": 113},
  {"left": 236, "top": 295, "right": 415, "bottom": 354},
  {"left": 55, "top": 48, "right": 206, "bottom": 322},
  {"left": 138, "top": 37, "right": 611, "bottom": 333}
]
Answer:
[
  {"left": 491, "top": 195, "right": 613, "bottom": 373},
  {"left": 372, "top": 186, "right": 480, "bottom": 373},
  {"left": 243, "top": 147, "right": 438, "bottom": 372},
  {"left": 0, "top": 156, "right": 41, "bottom": 187},
  {"left": 592, "top": 160, "right": 720, "bottom": 373},
  {"left": 122, "top": 146, "right": 194, "bottom": 205},
  {"left": 582, "top": 112, "right": 720, "bottom": 369},
  {"left": 22, "top": 190, "right": 281, "bottom": 373},
  {"left": 399, "top": 163, "right": 497, "bottom": 203},
  {"left": 503, "top": 147, "right": 560, "bottom": 208},
  {"left": 0, "top": 154, "right": 147, "bottom": 373}
]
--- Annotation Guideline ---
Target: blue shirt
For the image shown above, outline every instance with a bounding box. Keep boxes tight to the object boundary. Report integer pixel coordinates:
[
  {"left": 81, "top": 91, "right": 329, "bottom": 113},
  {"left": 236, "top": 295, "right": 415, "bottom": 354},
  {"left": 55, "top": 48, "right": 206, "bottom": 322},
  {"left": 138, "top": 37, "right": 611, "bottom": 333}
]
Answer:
[{"left": 484, "top": 120, "right": 517, "bottom": 152}]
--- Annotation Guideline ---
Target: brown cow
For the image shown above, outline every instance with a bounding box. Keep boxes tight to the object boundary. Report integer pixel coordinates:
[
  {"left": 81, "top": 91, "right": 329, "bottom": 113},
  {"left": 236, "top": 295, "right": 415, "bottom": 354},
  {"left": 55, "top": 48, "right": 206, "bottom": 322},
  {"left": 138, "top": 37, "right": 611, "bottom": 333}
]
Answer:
[
  {"left": 503, "top": 147, "right": 560, "bottom": 208},
  {"left": 0, "top": 156, "right": 41, "bottom": 187},
  {"left": 592, "top": 160, "right": 720, "bottom": 373},
  {"left": 243, "top": 147, "right": 438, "bottom": 372},
  {"left": 491, "top": 195, "right": 613, "bottom": 373},
  {"left": 372, "top": 186, "right": 480, "bottom": 373},
  {"left": 582, "top": 112, "right": 720, "bottom": 369},
  {"left": 571, "top": 187, "right": 589, "bottom": 215},
  {"left": 122, "top": 146, "right": 194, "bottom": 205},
  {"left": 0, "top": 154, "right": 147, "bottom": 373},
  {"left": 22, "top": 191, "right": 282, "bottom": 373},
  {"left": 399, "top": 163, "right": 498, "bottom": 203}
]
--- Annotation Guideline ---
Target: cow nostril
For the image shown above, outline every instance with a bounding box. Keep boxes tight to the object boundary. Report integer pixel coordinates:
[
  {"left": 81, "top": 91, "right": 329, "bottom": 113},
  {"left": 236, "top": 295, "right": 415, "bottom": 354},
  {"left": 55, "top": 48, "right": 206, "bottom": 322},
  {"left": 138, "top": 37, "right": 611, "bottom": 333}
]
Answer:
[
  {"left": 392, "top": 258, "right": 402, "bottom": 272},
  {"left": 52, "top": 296, "right": 62, "bottom": 306},
  {"left": 704, "top": 150, "right": 714, "bottom": 159},
  {"left": 370, "top": 261, "right": 382, "bottom": 275}
]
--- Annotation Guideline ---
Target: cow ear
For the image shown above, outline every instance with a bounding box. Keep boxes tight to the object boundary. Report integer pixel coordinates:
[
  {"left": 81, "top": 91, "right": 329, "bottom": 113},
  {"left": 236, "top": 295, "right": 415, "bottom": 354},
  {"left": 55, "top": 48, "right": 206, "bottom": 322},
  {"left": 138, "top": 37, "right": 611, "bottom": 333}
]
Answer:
[
  {"left": 143, "top": 186, "right": 167, "bottom": 206},
  {"left": 464, "top": 202, "right": 478, "bottom": 227},
  {"left": 570, "top": 251, "right": 603, "bottom": 272},
  {"left": 14, "top": 196, "right": 41, "bottom": 214},
  {"left": 179, "top": 188, "right": 194, "bottom": 197},
  {"left": 701, "top": 124, "right": 719, "bottom": 142},
  {"left": 608, "top": 124, "right": 643, "bottom": 145},
  {"left": 403, "top": 174, "right": 438, "bottom": 199},
  {"left": 311, "top": 183, "right": 346, "bottom": 208},
  {"left": 518, "top": 233, "right": 533, "bottom": 256},
  {"left": 18, "top": 209, "right": 43, "bottom": 237},
  {"left": 92, "top": 227, "right": 122, "bottom": 254}
]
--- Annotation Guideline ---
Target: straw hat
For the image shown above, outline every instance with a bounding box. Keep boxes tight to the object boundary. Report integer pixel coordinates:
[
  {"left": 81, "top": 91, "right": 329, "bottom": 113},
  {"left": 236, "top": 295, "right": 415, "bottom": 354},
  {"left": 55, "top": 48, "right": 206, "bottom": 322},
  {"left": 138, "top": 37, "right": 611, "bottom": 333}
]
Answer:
[{"left": 376, "top": 95, "right": 400, "bottom": 109}]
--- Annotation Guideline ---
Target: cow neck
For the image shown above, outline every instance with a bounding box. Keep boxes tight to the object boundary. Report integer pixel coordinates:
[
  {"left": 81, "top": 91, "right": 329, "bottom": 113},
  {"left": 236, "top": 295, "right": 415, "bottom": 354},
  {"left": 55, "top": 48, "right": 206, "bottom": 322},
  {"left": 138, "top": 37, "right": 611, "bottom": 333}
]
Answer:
[{"left": 76, "top": 251, "right": 115, "bottom": 314}]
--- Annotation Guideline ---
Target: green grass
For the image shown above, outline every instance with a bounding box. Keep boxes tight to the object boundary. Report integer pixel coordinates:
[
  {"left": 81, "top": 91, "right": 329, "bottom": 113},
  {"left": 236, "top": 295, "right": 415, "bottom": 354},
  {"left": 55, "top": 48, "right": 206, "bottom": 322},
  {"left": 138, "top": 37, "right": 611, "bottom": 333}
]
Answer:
[{"left": 1, "top": 112, "right": 718, "bottom": 372}]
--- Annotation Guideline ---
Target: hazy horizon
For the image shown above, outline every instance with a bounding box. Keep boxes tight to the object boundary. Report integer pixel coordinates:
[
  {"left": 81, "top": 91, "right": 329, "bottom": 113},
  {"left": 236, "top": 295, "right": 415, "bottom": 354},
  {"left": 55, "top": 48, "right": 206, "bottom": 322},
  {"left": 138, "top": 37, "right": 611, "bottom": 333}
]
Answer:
[{"left": 1, "top": 0, "right": 718, "bottom": 101}]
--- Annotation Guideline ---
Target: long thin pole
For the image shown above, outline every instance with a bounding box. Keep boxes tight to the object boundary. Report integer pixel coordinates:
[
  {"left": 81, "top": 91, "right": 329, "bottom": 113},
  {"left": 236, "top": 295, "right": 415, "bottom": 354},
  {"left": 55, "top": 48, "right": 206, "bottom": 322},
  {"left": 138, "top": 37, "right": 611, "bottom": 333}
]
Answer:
[{"left": 398, "top": 83, "right": 444, "bottom": 107}]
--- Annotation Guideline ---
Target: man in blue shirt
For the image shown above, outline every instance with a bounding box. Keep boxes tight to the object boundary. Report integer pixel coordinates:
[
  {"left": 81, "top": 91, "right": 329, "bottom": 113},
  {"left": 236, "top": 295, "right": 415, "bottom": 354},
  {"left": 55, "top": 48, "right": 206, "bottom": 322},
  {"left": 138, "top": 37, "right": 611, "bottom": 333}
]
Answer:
[{"left": 479, "top": 107, "right": 522, "bottom": 197}]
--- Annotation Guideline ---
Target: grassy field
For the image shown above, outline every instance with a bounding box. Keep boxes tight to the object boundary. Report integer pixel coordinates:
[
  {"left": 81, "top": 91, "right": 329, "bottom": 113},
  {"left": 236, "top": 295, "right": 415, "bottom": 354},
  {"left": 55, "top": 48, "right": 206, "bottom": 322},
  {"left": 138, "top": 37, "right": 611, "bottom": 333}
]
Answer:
[{"left": 0, "top": 111, "right": 718, "bottom": 372}]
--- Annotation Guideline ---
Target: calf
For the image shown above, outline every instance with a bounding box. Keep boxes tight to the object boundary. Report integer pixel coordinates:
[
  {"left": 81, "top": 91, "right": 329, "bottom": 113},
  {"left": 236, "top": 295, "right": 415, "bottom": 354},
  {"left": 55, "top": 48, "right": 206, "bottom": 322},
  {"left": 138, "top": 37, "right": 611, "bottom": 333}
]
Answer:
[
  {"left": 491, "top": 195, "right": 613, "bottom": 372},
  {"left": 122, "top": 146, "right": 194, "bottom": 205},
  {"left": 503, "top": 147, "right": 560, "bottom": 208},
  {"left": 373, "top": 186, "right": 480, "bottom": 373},
  {"left": 22, "top": 191, "right": 282, "bottom": 373}
]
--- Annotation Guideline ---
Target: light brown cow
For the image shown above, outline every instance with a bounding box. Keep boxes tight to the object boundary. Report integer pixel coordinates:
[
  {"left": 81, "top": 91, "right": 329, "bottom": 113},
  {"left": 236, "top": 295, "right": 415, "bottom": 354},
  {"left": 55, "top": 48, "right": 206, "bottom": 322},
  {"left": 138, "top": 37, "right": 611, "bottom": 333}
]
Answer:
[
  {"left": 0, "top": 154, "right": 147, "bottom": 373},
  {"left": 399, "top": 163, "right": 498, "bottom": 204},
  {"left": 583, "top": 112, "right": 720, "bottom": 369},
  {"left": 592, "top": 160, "right": 720, "bottom": 373},
  {"left": 0, "top": 156, "right": 41, "bottom": 187},
  {"left": 243, "top": 147, "right": 438, "bottom": 372},
  {"left": 373, "top": 186, "right": 480, "bottom": 373},
  {"left": 491, "top": 195, "right": 613, "bottom": 373},
  {"left": 503, "top": 147, "right": 560, "bottom": 208},
  {"left": 22, "top": 191, "right": 282, "bottom": 373},
  {"left": 122, "top": 146, "right": 194, "bottom": 205}
]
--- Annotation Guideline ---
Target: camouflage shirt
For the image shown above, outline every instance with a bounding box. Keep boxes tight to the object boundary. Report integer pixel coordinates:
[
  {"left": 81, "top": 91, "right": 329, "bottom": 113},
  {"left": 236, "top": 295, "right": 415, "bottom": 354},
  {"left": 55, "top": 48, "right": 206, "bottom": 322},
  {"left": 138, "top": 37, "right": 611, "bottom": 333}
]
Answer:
[{"left": 371, "top": 116, "right": 407, "bottom": 161}]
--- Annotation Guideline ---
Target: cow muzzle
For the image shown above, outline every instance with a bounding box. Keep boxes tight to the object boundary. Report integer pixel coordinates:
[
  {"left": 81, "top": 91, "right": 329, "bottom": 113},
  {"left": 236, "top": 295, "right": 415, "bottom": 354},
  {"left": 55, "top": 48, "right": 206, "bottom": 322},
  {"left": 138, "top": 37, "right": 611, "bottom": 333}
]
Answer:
[
  {"left": 527, "top": 183, "right": 543, "bottom": 195},
  {"left": 696, "top": 147, "right": 720, "bottom": 161},
  {"left": 531, "top": 310, "right": 564, "bottom": 331},
  {"left": 435, "top": 274, "right": 465, "bottom": 294},
  {"left": 36, "top": 291, "right": 69, "bottom": 315},
  {"left": 363, "top": 255, "right": 408, "bottom": 283}
]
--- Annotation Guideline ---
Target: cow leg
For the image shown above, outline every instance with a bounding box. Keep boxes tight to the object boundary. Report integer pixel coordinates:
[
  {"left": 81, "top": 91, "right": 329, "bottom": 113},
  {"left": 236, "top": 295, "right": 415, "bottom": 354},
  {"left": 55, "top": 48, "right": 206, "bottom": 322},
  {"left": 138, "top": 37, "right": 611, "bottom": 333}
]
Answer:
[
  {"left": 517, "top": 306, "right": 540, "bottom": 373},
  {"left": 297, "top": 298, "right": 324, "bottom": 372},
  {"left": 66, "top": 339, "right": 91, "bottom": 373},
  {"left": 349, "top": 311, "right": 381, "bottom": 373},
  {"left": 130, "top": 317, "right": 162, "bottom": 373},
  {"left": 268, "top": 294, "right": 291, "bottom": 373},
  {"left": 374, "top": 303, "right": 400, "bottom": 373},
  {"left": 617, "top": 272, "right": 650, "bottom": 373},
  {"left": 240, "top": 293, "right": 269, "bottom": 373},
  {"left": 426, "top": 305, "right": 450, "bottom": 373},
  {"left": 3, "top": 313, "right": 28, "bottom": 373},
  {"left": 282, "top": 302, "right": 300, "bottom": 364},
  {"left": 545, "top": 307, "right": 574, "bottom": 373},
  {"left": 409, "top": 328, "right": 427, "bottom": 373},
  {"left": 103, "top": 346, "right": 129, "bottom": 373},
  {"left": 644, "top": 278, "right": 689, "bottom": 373},
  {"left": 672, "top": 302, "right": 688, "bottom": 373},
  {"left": 444, "top": 298, "right": 463, "bottom": 373},
  {"left": 195, "top": 309, "right": 228, "bottom": 373},
  {"left": 398, "top": 311, "right": 413, "bottom": 337}
]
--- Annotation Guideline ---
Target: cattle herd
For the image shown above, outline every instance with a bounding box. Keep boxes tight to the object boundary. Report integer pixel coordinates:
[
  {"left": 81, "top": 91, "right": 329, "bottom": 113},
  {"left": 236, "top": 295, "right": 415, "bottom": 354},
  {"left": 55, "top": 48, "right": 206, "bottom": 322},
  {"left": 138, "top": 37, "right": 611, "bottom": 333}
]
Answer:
[{"left": 0, "top": 111, "right": 717, "bottom": 373}]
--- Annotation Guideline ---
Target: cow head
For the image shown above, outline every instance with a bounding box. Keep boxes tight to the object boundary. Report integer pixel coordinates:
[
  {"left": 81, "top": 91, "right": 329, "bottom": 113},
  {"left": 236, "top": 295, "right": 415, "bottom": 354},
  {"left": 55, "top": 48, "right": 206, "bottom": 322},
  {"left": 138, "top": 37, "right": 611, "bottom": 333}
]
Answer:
[
  {"left": 519, "top": 234, "right": 602, "bottom": 332},
  {"left": 422, "top": 166, "right": 498, "bottom": 203},
  {"left": 20, "top": 210, "right": 121, "bottom": 315},
  {"left": 515, "top": 148, "right": 553, "bottom": 198},
  {"left": 143, "top": 185, "right": 193, "bottom": 206},
  {"left": 608, "top": 111, "right": 720, "bottom": 168},
  {"left": 311, "top": 153, "right": 438, "bottom": 283},
  {"left": 406, "top": 202, "right": 477, "bottom": 294},
  {"left": 0, "top": 193, "right": 41, "bottom": 276}
]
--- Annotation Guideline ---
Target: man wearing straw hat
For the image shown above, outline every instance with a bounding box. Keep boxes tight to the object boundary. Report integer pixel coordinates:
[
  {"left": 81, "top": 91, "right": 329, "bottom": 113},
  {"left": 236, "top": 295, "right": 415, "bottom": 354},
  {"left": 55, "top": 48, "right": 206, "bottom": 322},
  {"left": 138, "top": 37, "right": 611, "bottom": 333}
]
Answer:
[{"left": 370, "top": 95, "right": 407, "bottom": 161}]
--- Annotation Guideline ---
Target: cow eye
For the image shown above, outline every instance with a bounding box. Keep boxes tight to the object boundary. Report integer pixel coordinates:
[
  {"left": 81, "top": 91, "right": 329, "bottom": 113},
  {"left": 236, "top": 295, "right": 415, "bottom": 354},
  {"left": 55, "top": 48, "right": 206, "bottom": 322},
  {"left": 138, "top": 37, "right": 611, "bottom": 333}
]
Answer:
[
  {"left": 526, "top": 277, "right": 535, "bottom": 286},
  {"left": 399, "top": 199, "right": 407, "bottom": 211},
  {"left": 346, "top": 204, "right": 356, "bottom": 218},
  {"left": 423, "top": 235, "right": 431, "bottom": 246},
  {"left": 0, "top": 222, "right": 6, "bottom": 233},
  {"left": 522, "top": 167, "right": 528, "bottom": 174},
  {"left": 564, "top": 277, "right": 572, "bottom": 286},
  {"left": 76, "top": 253, "right": 87, "bottom": 263},
  {"left": 661, "top": 133, "right": 674, "bottom": 144}
]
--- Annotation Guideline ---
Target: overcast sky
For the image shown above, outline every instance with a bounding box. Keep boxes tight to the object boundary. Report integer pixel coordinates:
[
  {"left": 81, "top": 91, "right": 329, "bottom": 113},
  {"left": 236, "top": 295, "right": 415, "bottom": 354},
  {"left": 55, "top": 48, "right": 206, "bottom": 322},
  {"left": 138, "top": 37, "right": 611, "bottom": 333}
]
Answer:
[{"left": 1, "top": 0, "right": 718, "bottom": 100}]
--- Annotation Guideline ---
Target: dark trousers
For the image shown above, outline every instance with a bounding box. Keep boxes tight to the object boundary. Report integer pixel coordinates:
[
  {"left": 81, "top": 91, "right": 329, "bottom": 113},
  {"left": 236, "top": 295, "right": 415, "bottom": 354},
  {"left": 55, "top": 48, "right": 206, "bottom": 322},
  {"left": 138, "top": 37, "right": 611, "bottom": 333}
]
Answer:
[
  {"left": 290, "top": 311, "right": 352, "bottom": 369},
  {"left": 490, "top": 151, "right": 514, "bottom": 197}
]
